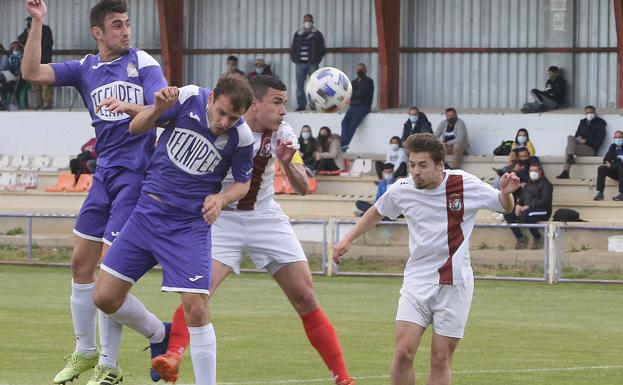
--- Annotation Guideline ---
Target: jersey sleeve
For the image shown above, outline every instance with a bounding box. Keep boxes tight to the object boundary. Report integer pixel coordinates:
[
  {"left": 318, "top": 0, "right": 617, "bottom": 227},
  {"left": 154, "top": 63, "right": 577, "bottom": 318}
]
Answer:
[
  {"left": 464, "top": 173, "right": 504, "bottom": 213},
  {"left": 137, "top": 50, "right": 168, "bottom": 105},
  {"left": 374, "top": 183, "right": 402, "bottom": 219},
  {"left": 230, "top": 122, "right": 254, "bottom": 183},
  {"left": 50, "top": 59, "right": 82, "bottom": 87}
]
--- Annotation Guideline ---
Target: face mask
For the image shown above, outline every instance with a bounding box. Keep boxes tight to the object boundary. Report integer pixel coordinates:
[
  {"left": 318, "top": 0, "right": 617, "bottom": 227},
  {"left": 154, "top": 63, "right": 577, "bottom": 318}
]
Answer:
[
  {"left": 614, "top": 138, "right": 623, "bottom": 146},
  {"left": 356, "top": 70, "right": 365, "bottom": 78},
  {"left": 390, "top": 143, "right": 399, "bottom": 151},
  {"left": 383, "top": 173, "right": 394, "bottom": 181},
  {"left": 517, "top": 135, "right": 527, "bottom": 144},
  {"left": 529, "top": 171, "right": 540, "bottom": 181},
  {"left": 409, "top": 115, "right": 417, "bottom": 123},
  {"left": 304, "top": 21, "right": 313, "bottom": 29},
  {"left": 586, "top": 113, "right": 595, "bottom": 121},
  {"left": 255, "top": 67, "right": 263, "bottom": 74},
  {"left": 302, "top": 132, "right": 311, "bottom": 140},
  {"left": 12, "top": 50, "right": 19, "bottom": 55},
  {"left": 447, "top": 117, "right": 457, "bottom": 125}
]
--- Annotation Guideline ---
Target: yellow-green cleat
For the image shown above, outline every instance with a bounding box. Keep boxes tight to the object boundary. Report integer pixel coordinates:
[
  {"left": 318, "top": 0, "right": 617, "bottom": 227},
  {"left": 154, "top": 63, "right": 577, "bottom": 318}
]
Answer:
[
  {"left": 53, "top": 351, "right": 99, "bottom": 384},
  {"left": 86, "top": 365, "right": 123, "bottom": 385}
]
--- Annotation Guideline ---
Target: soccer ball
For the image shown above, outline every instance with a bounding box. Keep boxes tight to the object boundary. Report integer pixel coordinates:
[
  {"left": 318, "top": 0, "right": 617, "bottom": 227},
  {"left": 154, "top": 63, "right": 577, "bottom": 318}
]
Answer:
[{"left": 305, "top": 67, "right": 352, "bottom": 113}]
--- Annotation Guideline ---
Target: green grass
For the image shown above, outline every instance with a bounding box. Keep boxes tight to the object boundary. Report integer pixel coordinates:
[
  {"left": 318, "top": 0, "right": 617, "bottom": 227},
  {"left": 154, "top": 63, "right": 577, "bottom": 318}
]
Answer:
[{"left": 1, "top": 265, "right": 622, "bottom": 385}]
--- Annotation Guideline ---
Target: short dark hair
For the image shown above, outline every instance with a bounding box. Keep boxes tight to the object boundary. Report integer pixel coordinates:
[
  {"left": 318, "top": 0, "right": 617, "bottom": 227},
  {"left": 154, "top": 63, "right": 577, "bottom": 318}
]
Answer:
[
  {"left": 548, "top": 65, "right": 560, "bottom": 73},
  {"left": 304, "top": 14, "right": 314, "bottom": 20},
  {"left": 517, "top": 147, "right": 530, "bottom": 155},
  {"left": 227, "top": 55, "right": 239, "bottom": 62},
  {"left": 409, "top": 106, "right": 419, "bottom": 112},
  {"left": 390, "top": 136, "right": 402, "bottom": 145},
  {"left": 213, "top": 76, "right": 254, "bottom": 113},
  {"left": 383, "top": 163, "right": 395, "bottom": 170},
  {"left": 90, "top": 0, "right": 127, "bottom": 28},
  {"left": 445, "top": 107, "right": 457, "bottom": 115},
  {"left": 585, "top": 105, "right": 596, "bottom": 112},
  {"left": 249, "top": 75, "right": 287, "bottom": 101},
  {"left": 405, "top": 133, "right": 445, "bottom": 164}
]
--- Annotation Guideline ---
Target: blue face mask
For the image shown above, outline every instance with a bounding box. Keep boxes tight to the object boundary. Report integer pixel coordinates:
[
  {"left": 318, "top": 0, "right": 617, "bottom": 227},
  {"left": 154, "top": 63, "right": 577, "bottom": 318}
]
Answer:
[
  {"left": 302, "top": 132, "right": 311, "bottom": 140},
  {"left": 614, "top": 138, "right": 623, "bottom": 147},
  {"left": 255, "top": 67, "right": 263, "bottom": 74},
  {"left": 517, "top": 135, "right": 527, "bottom": 144},
  {"left": 409, "top": 115, "right": 417, "bottom": 123}
]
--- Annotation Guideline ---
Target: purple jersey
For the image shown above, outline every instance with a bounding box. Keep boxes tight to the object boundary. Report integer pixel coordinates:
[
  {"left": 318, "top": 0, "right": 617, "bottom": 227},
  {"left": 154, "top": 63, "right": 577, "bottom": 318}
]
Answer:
[
  {"left": 141, "top": 85, "right": 254, "bottom": 214},
  {"left": 50, "top": 48, "right": 167, "bottom": 172}
]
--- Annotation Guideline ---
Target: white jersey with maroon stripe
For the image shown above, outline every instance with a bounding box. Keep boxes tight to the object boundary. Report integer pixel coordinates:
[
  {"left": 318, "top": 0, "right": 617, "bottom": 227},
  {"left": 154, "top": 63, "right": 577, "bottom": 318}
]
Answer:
[
  {"left": 222, "top": 121, "right": 298, "bottom": 211},
  {"left": 375, "top": 170, "right": 504, "bottom": 285}
]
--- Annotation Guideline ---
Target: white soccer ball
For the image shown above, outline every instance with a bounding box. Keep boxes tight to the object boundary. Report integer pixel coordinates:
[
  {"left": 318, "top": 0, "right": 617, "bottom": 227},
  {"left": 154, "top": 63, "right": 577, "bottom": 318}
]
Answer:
[{"left": 305, "top": 67, "right": 352, "bottom": 113}]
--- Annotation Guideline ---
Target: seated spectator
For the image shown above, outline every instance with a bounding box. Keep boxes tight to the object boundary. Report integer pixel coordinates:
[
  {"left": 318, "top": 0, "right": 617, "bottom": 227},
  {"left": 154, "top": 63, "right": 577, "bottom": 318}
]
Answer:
[
  {"left": 493, "top": 147, "right": 532, "bottom": 187},
  {"left": 557, "top": 105, "right": 606, "bottom": 179},
  {"left": 314, "top": 126, "right": 344, "bottom": 172},
  {"left": 355, "top": 162, "right": 396, "bottom": 219},
  {"left": 434, "top": 107, "right": 469, "bottom": 169},
  {"left": 401, "top": 106, "right": 432, "bottom": 142},
  {"left": 248, "top": 58, "right": 273, "bottom": 78},
  {"left": 509, "top": 128, "right": 536, "bottom": 162},
  {"left": 298, "top": 125, "right": 317, "bottom": 171},
  {"left": 521, "top": 65, "right": 566, "bottom": 113},
  {"left": 69, "top": 137, "right": 97, "bottom": 182},
  {"left": 504, "top": 163, "right": 553, "bottom": 249},
  {"left": 594, "top": 130, "right": 623, "bottom": 201},
  {"left": 375, "top": 136, "right": 407, "bottom": 180}
]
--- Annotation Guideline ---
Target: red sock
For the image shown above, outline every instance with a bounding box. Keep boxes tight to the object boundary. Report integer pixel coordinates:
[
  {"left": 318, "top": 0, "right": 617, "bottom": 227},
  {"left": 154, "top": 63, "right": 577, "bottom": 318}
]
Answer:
[
  {"left": 167, "top": 304, "right": 189, "bottom": 356},
  {"left": 301, "top": 307, "right": 350, "bottom": 384}
]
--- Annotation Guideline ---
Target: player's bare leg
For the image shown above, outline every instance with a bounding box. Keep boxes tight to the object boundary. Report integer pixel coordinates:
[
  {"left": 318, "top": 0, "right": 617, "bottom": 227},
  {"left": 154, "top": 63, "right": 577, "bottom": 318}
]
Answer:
[
  {"left": 391, "top": 321, "right": 426, "bottom": 385},
  {"left": 181, "top": 292, "right": 216, "bottom": 385},
  {"left": 426, "top": 333, "right": 459, "bottom": 385}
]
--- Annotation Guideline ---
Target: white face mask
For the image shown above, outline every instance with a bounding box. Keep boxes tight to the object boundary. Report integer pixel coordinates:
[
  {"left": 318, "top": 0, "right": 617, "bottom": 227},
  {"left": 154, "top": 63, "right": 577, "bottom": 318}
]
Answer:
[
  {"left": 390, "top": 143, "right": 399, "bottom": 151},
  {"left": 517, "top": 135, "right": 527, "bottom": 144},
  {"left": 303, "top": 21, "right": 313, "bottom": 29},
  {"left": 586, "top": 113, "right": 595, "bottom": 121},
  {"left": 255, "top": 67, "right": 263, "bottom": 74},
  {"left": 409, "top": 115, "right": 417, "bottom": 123},
  {"left": 301, "top": 132, "right": 311, "bottom": 140},
  {"left": 529, "top": 171, "right": 540, "bottom": 181},
  {"left": 614, "top": 138, "right": 623, "bottom": 146},
  {"left": 383, "top": 173, "right": 394, "bottom": 181}
]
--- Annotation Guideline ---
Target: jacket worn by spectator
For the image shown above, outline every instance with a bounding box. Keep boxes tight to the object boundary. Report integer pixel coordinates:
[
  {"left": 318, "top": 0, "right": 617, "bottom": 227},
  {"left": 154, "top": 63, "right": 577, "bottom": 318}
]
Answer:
[
  {"left": 290, "top": 28, "right": 325, "bottom": 65},
  {"left": 350, "top": 75, "right": 374, "bottom": 107},
  {"left": 517, "top": 178, "right": 553, "bottom": 213},
  {"left": 18, "top": 24, "right": 53, "bottom": 64},
  {"left": 575, "top": 116, "right": 606, "bottom": 154},
  {"left": 401, "top": 112, "right": 432, "bottom": 142},
  {"left": 317, "top": 134, "right": 344, "bottom": 169},
  {"left": 434, "top": 118, "right": 469, "bottom": 149},
  {"left": 544, "top": 75, "right": 566, "bottom": 105},
  {"left": 602, "top": 143, "right": 623, "bottom": 166},
  {"left": 298, "top": 136, "right": 317, "bottom": 167}
]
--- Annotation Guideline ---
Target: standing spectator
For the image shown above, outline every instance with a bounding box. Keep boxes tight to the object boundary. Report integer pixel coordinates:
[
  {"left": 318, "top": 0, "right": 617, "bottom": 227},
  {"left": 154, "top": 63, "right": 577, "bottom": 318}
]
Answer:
[
  {"left": 355, "top": 162, "right": 397, "bottom": 218},
  {"left": 375, "top": 136, "right": 407, "bottom": 180},
  {"left": 18, "top": 16, "right": 54, "bottom": 109},
  {"left": 1, "top": 41, "right": 25, "bottom": 110},
  {"left": 401, "top": 106, "right": 432, "bottom": 142},
  {"left": 522, "top": 65, "right": 566, "bottom": 113},
  {"left": 290, "top": 14, "right": 325, "bottom": 111},
  {"left": 0, "top": 44, "right": 8, "bottom": 71},
  {"left": 593, "top": 130, "right": 623, "bottom": 201},
  {"left": 557, "top": 105, "right": 606, "bottom": 179},
  {"left": 247, "top": 58, "right": 273, "bottom": 78},
  {"left": 314, "top": 126, "right": 344, "bottom": 172},
  {"left": 298, "top": 124, "right": 317, "bottom": 170},
  {"left": 434, "top": 107, "right": 469, "bottom": 169},
  {"left": 340, "top": 63, "right": 374, "bottom": 151},
  {"left": 505, "top": 163, "right": 553, "bottom": 249},
  {"left": 222, "top": 55, "right": 245, "bottom": 77},
  {"left": 69, "top": 137, "right": 97, "bottom": 182}
]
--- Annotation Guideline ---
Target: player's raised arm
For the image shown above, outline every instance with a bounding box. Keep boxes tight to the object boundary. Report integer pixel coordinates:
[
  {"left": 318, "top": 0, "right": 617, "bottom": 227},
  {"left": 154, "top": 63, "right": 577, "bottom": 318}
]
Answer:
[
  {"left": 276, "top": 139, "right": 309, "bottom": 195},
  {"left": 22, "top": 0, "right": 55, "bottom": 84},
  {"left": 202, "top": 181, "right": 251, "bottom": 225},
  {"left": 332, "top": 206, "right": 384, "bottom": 264},
  {"left": 129, "top": 86, "right": 179, "bottom": 134}
]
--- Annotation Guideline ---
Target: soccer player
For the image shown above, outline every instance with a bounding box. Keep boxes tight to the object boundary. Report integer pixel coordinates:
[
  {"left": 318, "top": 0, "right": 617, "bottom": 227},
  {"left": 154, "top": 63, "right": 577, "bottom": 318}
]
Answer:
[
  {"left": 333, "top": 133, "right": 520, "bottom": 385},
  {"left": 22, "top": 0, "right": 167, "bottom": 383},
  {"left": 151, "top": 75, "right": 355, "bottom": 385},
  {"left": 92, "top": 76, "right": 255, "bottom": 385}
]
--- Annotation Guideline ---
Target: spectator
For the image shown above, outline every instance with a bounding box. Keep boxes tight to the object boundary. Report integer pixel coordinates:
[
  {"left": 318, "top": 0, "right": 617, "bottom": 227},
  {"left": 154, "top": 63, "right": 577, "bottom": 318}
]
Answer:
[
  {"left": 509, "top": 128, "right": 536, "bottom": 162},
  {"left": 18, "top": 16, "right": 54, "bottom": 109},
  {"left": 69, "top": 137, "right": 97, "bottom": 182},
  {"left": 493, "top": 147, "right": 532, "bottom": 187},
  {"left": 290, "top": 13, "right": 325, "bottom": 111},
  {"left": 522, "top": 65, "right": 566, "bottom": 113},
  {"left": 401, "top": 106, "right": 432, "bottom": 142},
  {"left": 355, "top": 162, "right": 396, "bottom": 218},
  {"left": 247, "top": 58, "right": 273, "bottom": 78},
  {"left": 557, "top": 105, "right": 606, "bottom": 179},
  {"left": 222, "top": 55, "right": 245, "bottom": 77},
  {"left": 593, "top": 130, "right": 623, "bottom": 201},
  {"left": 0, "top": 41, "right": 24, "bottom": 110},
  {"left": 340, "top": 63, "right": 374, "bottom": 151},
  {"left": 434, "top": 107, "right": 469, "bottom": 169},
  {"left": 0, "top": 44, "right": 7, "bottom": 71},
  {"left": 505, "top": 163, "right": 553, "bottom": 249},
  {"left": 375, "top": 136, "right": 407, "bottom": 180},
  {"left": 314, "top": 126, "right": 344, "bottom": 172},
  {"left": 298, "top": 125, "right": 317, "bottom": 170}
]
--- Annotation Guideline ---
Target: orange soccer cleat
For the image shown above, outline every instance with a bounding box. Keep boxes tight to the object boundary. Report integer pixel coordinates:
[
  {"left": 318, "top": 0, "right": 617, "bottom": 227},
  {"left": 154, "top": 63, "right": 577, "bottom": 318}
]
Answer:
[{"left": 151, "top": 352, "right": 182, "bottom": 383}]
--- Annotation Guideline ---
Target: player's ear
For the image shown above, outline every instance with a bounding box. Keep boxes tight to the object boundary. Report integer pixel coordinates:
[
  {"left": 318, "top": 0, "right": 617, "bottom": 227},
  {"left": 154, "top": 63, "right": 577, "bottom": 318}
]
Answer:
[
  {"left": 206, "top": 92, "right": 214, "bottom": 110},
  {"left": 90, "top": 26, "right": 103, "bottom": 41}
]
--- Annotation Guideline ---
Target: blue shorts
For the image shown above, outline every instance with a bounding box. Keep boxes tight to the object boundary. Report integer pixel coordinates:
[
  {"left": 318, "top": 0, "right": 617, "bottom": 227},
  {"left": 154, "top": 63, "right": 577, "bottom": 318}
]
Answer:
[
  {"left": 73, "top": 167, "right": 144, "bottom": 245},
  {"left": 101, "top": 194, "right": 212, "bottom": 294}
]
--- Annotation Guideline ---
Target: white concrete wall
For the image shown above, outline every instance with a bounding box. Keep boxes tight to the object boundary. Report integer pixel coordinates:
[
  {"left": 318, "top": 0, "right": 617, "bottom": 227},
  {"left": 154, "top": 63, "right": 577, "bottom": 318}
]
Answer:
[{"left": 1, "top": 110, "right": 622, "bottom": 156}]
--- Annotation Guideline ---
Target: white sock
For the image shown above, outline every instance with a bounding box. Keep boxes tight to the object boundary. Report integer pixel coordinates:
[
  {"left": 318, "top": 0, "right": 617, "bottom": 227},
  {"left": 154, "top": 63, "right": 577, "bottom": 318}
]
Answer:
[
  {"left": 189, "top": 324, "right": 217, "bottom": 385},
  {"left": 98, "top": 310, "right": 122, "bottom": 368},
  {"left": 70, "top": 280, "right": 98, "bottom": 355},
  {"left": 110, "top": 293, "right": 164, "bottom": 343}
]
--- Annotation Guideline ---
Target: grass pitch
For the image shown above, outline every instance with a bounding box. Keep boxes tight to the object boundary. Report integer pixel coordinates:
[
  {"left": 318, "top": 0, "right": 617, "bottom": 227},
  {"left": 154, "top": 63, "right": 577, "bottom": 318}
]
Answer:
[{"left": 0, "top": 265, "right": 622, "bottom": 385}]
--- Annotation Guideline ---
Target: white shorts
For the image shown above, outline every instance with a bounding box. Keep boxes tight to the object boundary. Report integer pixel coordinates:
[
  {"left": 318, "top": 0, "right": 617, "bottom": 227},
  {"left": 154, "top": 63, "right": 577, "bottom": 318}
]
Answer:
[
  {"left": 395, "top": 278, "right": 474, "bottom": 339},
  {"left": 211, "top": 207, "right": 307, "bottom": 275}
]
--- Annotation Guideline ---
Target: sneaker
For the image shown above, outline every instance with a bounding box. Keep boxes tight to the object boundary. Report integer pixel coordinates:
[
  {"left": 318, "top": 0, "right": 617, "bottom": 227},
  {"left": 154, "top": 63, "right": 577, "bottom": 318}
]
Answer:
[
  {"left": 515, "top": 236, "right": 529, "bottom": 250},
  {"left": 566, "top": 154, "right": 576, "bottom": 165},
  {"left": 613, "top": 193, "right": 623, "bottom": 201},
  {"left": 85, "top": 365, "right": 123, "bottom": 385},
  {"left": 53, "top": 351, "right": 99, "bottom": 384},
  {"left": 593, "top": 191, "right": 604, "bottom": 201},
  {"left": 151, "top": 352, "right": 182, "bottom": 383},
  {"left": 149, "top": 322, "right": 171, "bottom": 382},
  {"left": 530, "top": 237, "right": 544, "bottom": 250},
  {"left": 295, "top": 106, "right": 306, "bottom": 112},
  {"left": 556, "top": 170, "right": 570, "bottom": 179}
]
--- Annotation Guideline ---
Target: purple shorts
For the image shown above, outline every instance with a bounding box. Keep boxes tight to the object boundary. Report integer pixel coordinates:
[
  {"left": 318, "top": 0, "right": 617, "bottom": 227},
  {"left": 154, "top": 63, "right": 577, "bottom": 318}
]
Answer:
[
  {"left": 101, "top": 194, "right": 212, "bottom": 294},
  {"left": 74, "top": 167, "right": 144, "bottom": 245}
]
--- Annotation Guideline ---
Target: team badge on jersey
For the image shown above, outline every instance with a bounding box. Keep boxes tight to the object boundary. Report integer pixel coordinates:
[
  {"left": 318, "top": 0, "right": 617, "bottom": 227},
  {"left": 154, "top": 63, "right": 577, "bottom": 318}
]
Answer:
[
  {"left": 259, "top": 136, "right": 272, "bottom": 158},
  {"left": 448, "top": 193, "right": 462, "bottom": 212},
  {"left": 213, "top": 134, "right": 229, "bottom": 150},
  {"left": 127, "top": 63, "right": 139, "bottom": 78}
]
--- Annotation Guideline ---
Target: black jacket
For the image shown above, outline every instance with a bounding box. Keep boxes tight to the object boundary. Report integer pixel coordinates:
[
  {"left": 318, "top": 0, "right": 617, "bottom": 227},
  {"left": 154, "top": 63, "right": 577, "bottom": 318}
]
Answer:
[
  {"left": 575, "top": 117, "right": 606, "bottom": 154},
  {"left": 290, "top": 29, "right": 325, "bottom": 65},
  {"left": 602, "top": 143, "right": 623, "bottom": 166},
  {"left": 18, "top": 24, "right": 53, "bottom": 64},
  {"left": 518, "top": 177, "right": 553, "bottom": 212},
  {"left": 401, "top": 112, "right": 433, "bottom": 142},
  {"left": 545, "top": 75, "right": 566, "bottom": 104},
  {"left": 298, "top": 136, "right": 317, "bottom": 165},
  {"left": 350, "top": 76, "right": 374, "bottom": 107}
]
